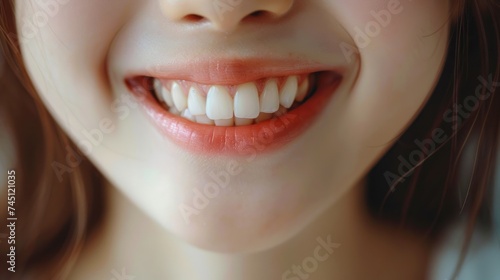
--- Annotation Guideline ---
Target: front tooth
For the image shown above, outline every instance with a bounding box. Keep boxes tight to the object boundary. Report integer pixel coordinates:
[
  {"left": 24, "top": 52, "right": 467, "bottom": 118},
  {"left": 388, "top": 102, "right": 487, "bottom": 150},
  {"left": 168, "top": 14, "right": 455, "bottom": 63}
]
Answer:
[
  {"left": 172, "top": 82, "right": 187, "bottom": 111},
  {"left": 195, "top": 115, "right": 214, "bottom": 125},
  {"left": 235, "top": 118, "right": 254, "bottom": 126},
  {"left": 260, "top": 79, "right": 280, "bottom": 113},
  {"left": 181, "top": 109, "right": 196, "bottom": 122},
  {"left": 154, "top": 79, "right": 164, "bottom": 101},
  {"left": 234, "top": 83, "right": 260, "bottom": 118},
  {"left": 280, "top": 76, "right": 298, "bottom": 108},
  {"left": 187, "top": 87, "right": 206, "bottom": 115},
  {"left": 206, "top": 86, "right": 233, "bottom": 120},
  {"left": 295, "top": 79, "right": 309, "bottom": 102},
  {"left": 215, "top": 118, "right": 234, "bottom": 127}
]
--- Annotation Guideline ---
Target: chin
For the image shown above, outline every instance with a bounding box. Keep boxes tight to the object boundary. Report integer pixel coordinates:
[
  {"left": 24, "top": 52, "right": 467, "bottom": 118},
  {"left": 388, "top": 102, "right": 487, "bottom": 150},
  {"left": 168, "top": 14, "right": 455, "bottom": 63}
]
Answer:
[{"left": 162, "top": 194, "right": 318, "bottom": 253}]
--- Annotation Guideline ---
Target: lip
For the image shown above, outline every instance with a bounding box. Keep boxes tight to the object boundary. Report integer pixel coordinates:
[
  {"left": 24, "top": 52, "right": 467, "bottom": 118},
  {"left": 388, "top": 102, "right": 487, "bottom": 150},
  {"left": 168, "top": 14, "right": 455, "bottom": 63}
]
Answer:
[
  {"left": 126, "top": 62, "right": 343, "bottom": 156},
  {"left": 139, "top": 59, "right": 343, "bottom": 85}
]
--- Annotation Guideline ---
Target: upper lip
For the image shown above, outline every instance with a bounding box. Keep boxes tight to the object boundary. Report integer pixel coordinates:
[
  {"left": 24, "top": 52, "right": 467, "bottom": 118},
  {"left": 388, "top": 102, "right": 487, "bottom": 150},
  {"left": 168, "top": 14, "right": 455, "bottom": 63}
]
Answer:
[{"left": 129, "top": 58, "right": 345, "bottom": 85}]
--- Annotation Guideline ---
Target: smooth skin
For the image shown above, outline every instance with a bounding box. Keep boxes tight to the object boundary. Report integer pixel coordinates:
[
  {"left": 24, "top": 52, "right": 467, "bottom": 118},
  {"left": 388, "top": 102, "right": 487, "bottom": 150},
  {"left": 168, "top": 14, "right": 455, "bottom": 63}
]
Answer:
[{"left": 17, "top": 0, "right": 449, "bottom": 279}]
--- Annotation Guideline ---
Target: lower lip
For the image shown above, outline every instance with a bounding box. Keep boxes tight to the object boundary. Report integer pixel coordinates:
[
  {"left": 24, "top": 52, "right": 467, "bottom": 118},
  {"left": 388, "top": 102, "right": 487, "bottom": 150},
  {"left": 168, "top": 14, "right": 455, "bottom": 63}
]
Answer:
[{"left": 127, "top": 73, "right": 341, "bottom": 156}]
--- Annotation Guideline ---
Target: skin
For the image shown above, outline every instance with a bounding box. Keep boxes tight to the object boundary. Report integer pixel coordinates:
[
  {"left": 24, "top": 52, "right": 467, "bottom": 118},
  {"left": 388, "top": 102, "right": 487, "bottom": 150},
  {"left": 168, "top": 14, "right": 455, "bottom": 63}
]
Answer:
[{"left": 16, "top": 0, "right": 450, "bottom": 279}]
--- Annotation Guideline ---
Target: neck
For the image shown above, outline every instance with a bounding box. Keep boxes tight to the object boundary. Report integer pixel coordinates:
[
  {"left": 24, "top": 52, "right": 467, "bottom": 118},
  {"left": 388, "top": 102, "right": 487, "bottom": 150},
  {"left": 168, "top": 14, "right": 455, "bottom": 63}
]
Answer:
[{"left": 71, "top": 180, "right": 432, "bottom": 280}]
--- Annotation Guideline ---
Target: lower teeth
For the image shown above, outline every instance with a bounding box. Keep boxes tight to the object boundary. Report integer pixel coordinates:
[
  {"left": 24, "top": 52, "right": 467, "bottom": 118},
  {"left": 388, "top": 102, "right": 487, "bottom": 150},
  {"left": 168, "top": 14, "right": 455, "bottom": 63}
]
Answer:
[{"left": 165, "top": 103, "right": 293, "bottom": 127}]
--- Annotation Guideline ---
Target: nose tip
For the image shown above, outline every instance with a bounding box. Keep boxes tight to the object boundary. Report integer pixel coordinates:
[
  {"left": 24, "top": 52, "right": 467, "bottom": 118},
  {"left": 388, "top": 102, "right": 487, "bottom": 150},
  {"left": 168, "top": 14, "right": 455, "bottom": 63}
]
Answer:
[{"left": 160, "top": 0, "right": 294, "bottom": 32}]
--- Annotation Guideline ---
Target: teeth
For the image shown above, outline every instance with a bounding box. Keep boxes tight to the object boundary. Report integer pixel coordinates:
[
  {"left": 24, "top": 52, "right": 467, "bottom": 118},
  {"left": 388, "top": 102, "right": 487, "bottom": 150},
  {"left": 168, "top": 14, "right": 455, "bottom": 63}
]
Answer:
[
  {"left": 215, "top": 118, "right": 234, "bottom": 127},
  {"left": 154, "top": 79, "right": 175, "bottom": 108},
  {"left": 187, "top": 87, "right": 206, "bottom": 115},
  {"left": 162, "top": 86, "right": 175, "bottom": 108},
  {"left": 279, "top": 76, "right": 298, "bottom": 108},
  {"left": 260, "top": 79, "right": 280, "bottom": 113},
  {"left": 172, "top": 82, "right": 187, "bottom": 112},
  {"left": 154, "top": 79, "right": 164, "bottom": 102},
  {"left": 234, "top": 83, "right": 260, "bottom": 118},
  {"left": 206, "top": 86, "right": 234, "bottom": 120},
  {"left": 256, "top": 113, "right": 273, "bottom": 123},
  {"left": 235, "top": 118, "right": 254, "bottom": 126},
  {"left": 195, "top": 115, "right": 214, "bottom": 125},
  {"left": 274, "top": 106, "right": 288, "bottom": 117},
  {"left": 169, "top": 106, "right": 181, "bottom": 115},
  {"left": 153, "top": 74, "right": 312, "bottom": 126},
  {"left": 181, "top": 109, "right": 196, "bottom": 122},
  {"left": 296, "top": 79, "right": 309, "bottom": 102}
]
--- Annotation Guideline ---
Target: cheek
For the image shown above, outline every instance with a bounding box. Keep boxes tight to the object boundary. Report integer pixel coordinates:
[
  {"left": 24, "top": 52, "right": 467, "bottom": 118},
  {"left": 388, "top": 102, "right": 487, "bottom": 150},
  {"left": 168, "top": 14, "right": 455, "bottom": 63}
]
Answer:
[
  {"left": 336, "top": 0, "right": 450, "bottom": 143},
  {"left": 16, "top": 0, "right": 133, "bottom": 133},
  {"left": 17, "top": 0, "right": 129, "bottom": 49}
]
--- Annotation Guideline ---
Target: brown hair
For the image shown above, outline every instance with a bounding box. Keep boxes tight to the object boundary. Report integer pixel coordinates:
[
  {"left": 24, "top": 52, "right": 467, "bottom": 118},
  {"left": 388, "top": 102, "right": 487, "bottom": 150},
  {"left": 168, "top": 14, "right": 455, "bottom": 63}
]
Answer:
[
  {"left": 367, "top": 0, "right": 499, "bottom": 276},
  {"left": 0, "top": 1, "right": 104, "bottom": 279},
  {"left": 0, "top": 0, "right": 498, "bottom": 279},
  {"left": 369, "top": 0, "right": 499, "bottom": 231}
]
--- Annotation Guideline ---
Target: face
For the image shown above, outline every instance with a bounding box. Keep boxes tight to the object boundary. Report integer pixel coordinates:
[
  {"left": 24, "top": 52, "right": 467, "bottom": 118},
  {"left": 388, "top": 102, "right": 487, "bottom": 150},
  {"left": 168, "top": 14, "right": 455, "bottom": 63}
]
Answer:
[{"left": 17, "top": 0, "right": 450, "bottom": 253}]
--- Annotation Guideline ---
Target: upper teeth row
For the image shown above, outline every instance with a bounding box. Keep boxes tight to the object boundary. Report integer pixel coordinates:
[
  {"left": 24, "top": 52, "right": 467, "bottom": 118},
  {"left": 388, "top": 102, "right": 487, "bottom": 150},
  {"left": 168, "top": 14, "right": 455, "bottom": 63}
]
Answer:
[{"left": 153, "top": 76, "right": 310, "bottom": 120}]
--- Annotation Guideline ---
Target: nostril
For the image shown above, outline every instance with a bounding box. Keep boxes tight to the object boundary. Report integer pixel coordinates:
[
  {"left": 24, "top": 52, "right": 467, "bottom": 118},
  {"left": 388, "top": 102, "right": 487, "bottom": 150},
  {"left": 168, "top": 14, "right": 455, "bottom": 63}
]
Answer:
[
  {"left": 249, "top": 10, "right": 276, "bottom": 18},
  {"left": 249, "top": 10, "right": 267, "bottom": 17},
  {"left": 183, "top": 14, "right": 206, "bottom": 22},
  {"left": 244, "top": 10, "right": 277, "bottom": 22}
]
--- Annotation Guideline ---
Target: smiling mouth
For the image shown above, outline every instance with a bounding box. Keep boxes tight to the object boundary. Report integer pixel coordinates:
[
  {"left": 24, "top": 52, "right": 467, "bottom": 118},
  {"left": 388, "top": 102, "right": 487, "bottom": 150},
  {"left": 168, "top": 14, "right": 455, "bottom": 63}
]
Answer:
[
  {"left": 126, "top": 67, "right": 342, "bottom": 155},
  {"left": 149, "top": 72, "right": 319, "bottom": 126}
]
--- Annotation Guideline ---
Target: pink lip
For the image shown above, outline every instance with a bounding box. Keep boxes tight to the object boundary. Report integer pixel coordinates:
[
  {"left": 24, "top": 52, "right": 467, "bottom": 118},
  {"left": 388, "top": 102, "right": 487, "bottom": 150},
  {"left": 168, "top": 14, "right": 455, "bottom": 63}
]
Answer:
[
  {"left": 126, "top": 61, "right": 343, "bottom": 156},
  {"left": 139, "top": 58, "right": 343, "bottom": 85}
]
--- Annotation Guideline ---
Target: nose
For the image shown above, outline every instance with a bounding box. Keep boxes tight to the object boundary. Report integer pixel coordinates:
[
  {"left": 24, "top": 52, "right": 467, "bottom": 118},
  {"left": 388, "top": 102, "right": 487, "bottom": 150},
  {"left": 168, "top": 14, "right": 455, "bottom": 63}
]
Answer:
[{"left": 159, "top": 0, "right": 294, "bottom": 32}]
